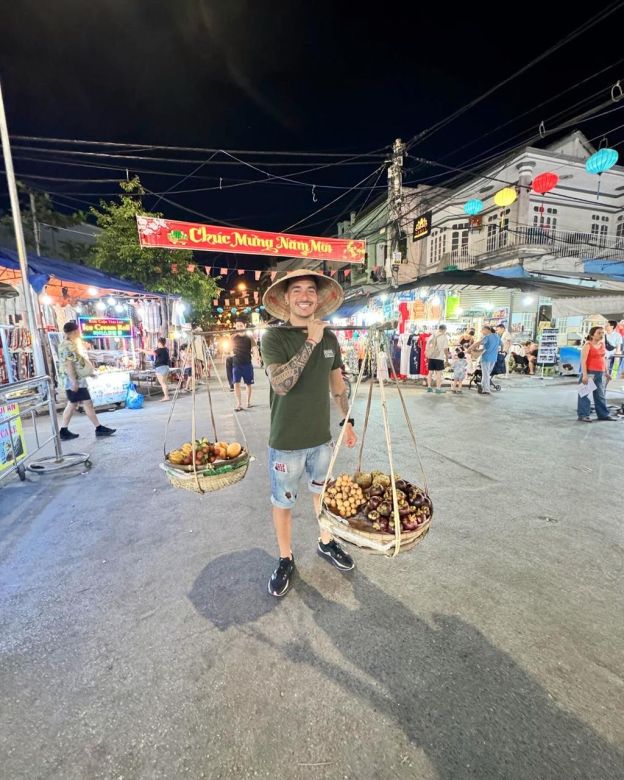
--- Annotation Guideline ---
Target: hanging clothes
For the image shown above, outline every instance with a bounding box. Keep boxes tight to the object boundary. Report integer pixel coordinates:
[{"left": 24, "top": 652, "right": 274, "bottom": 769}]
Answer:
[
  {"left": 408, "top": 334, "right": 420, "bottom": 377},
  {"left": 398, "top": 302, "right": 409, "bottom": 334},
  {"left": 418, "top": 332, "right": 431, "bottom": 376},
  {"left": 377, "top": 351, "right": 389, "bottom": 381},
  {"left": 399, "top": 332, "right": 411, "bottom": 377}
]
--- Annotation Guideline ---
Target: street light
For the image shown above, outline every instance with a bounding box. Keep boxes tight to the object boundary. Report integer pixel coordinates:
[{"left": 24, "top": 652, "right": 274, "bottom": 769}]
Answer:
[{"left": 238, "top": 282, "right": 246, "bottom": 291}]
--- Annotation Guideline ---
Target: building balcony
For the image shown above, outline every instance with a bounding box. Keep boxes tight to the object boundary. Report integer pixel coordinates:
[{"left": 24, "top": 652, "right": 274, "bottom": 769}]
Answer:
[{"left": 473, "top": 226, "right": 624, "bottom": 266}]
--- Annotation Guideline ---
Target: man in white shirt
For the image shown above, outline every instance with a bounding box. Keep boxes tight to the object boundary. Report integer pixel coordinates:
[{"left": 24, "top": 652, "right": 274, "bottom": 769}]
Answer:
[
  {"left": 425, "top": 324, "right": 450, "bottom": 394},
  {"left": 495, "top": 324, "right": 513, "bottom": 376}
]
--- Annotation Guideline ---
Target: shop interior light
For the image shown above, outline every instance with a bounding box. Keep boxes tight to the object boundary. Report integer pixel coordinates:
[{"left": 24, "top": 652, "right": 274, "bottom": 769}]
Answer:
[
  {"left": 95, "top": 301, "right": 106, "bottom": 312},
  {"left": 419, "top": 288, "right": 428, "bottom": 299},
  {"left": 431, "top": 295, "right": 441, "bottom": 306},
  {"left": 75, "top": 304, "right": 83, "bottom": 313},
  {"left": 40, "top": 294, "right": 53, "bottom": 305},
  {"left": 483, "top": 303, "right": 494, "bottom": 311},
  {"left": 456, "top": 307, "right": 464, "bottom": 315},
  {"left": 523, "top": 296, "right": 534, "bottom": 305},
  {"left": 87, "top": 286, "right": 99, "bottom": 297},
  {"left": 115, "top": 304, "right": 124, "bottom": 313},
  {"left": 106, "top": 297, "right": 116, "bottom": 306},
  {"left": 380, "top": 294, "right": 388, "bottom": 301}
]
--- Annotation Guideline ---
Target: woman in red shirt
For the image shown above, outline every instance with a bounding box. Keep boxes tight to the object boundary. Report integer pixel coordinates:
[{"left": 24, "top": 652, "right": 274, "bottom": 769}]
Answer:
[{"left": 577, "top": 326, "right": 615, "bottom": 422}]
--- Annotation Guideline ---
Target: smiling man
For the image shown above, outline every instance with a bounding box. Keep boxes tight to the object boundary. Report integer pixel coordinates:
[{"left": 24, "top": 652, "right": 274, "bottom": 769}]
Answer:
[{"left": 261, "top": 270, "right": 357, "bottom": 597}]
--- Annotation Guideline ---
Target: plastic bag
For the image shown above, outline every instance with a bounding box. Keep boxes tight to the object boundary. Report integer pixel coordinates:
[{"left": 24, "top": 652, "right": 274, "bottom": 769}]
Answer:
[{"left": 125, "top": 382, "right": 144, "bottom": 410}]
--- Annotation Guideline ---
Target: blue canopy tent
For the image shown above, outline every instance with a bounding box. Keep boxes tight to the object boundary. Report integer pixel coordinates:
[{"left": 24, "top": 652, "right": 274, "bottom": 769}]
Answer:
[{"left": 0, "top": 247, "right": 165, "bottom": 297}]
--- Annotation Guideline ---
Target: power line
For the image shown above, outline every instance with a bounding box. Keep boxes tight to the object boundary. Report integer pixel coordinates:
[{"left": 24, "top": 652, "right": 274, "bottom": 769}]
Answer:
[
  {"left": 407, "top": 1, "right": 624, "bottom": 150},
  {"left": 10, "top": 135, "right": 389, "bottom": 159}
]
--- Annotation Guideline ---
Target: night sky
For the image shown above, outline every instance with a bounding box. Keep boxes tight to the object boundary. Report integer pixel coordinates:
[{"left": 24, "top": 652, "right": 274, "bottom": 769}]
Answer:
[{"left": 1, "top": 0, "right": 623, "bottom": 249}]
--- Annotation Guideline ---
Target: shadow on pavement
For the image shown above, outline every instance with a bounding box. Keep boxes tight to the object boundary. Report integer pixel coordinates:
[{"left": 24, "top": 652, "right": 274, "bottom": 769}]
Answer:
[
  {"left": 188, "top": 553, "right": 622, "bottom": 777},
  {"left": 188, "top": 547, "right": 278, "bottom": 630},
  {"left": 290, "top": 573, "right": 623, "bottom": 779}
]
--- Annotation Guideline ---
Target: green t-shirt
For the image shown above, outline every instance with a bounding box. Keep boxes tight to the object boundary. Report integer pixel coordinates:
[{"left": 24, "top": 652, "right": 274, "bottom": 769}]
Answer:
[{"left": 262, "top": 327, "right": 343, "bottom": 451}]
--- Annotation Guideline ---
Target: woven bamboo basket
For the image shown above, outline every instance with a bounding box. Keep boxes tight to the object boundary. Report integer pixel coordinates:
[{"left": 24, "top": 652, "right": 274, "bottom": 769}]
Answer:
[
  {"left": 160, "top": 453, "right": 249, "bottom": 494},
  {"left": 161, "top": 335, "right": 250, "bottom": 494},
  {"left": 318, "top": 330, "right": 433, "bottom": 558},
  {"left": 319, "top": 507, "right": 431, "bottom": 555}
]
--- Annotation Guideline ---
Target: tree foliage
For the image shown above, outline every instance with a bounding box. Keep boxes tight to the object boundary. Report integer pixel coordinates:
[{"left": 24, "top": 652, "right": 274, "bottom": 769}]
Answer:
[{"left": 90, "top": 178, "right": 220, "bottom": 324}]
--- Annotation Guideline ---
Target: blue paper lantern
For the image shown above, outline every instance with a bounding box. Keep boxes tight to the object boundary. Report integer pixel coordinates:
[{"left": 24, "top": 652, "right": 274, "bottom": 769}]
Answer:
[
  {"left": 216, "top": 307, "right": 223, "bottom": 314},
  {"left": 463, "top": 198, "right": 484, "bottom": 216},
  {"left": 244, "top": 307, "right": 251, "bottom": 314},
  {"left": 259, "top": 305, "right": 265, "bottom": 311},
  {"left": 231, "top": 307, "right": 237, "bottom": 314},
  {"left": 586, "top": 148, "right": 618, "bottom": 175}
]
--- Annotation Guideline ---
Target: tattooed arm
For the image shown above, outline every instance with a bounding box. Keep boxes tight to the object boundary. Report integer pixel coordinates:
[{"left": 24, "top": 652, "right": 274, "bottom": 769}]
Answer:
[
  {"left": 266, "top": 339, "right": 318, "bottom": 396},
  {"left": 329, "top": 368, "right": 350, "bottom": 417}
]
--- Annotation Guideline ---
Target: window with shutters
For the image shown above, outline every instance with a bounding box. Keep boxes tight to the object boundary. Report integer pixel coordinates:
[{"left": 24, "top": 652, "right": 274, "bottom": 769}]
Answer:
[
  {"left": 591, "top": 214, "right": 609, "bottom": 246},
  {"left": 533, "top": 205, "right": 558, "bottom": 229},
  {"left": 428, "top": 229, "right": 447, "bottom": 265},
  {"left": 487, "top": 210, "right": 510, "bottom": 251},
  {"left": 616, "top": 215, "right": 624, "bottom": 240},
  {"left": 450, "top": 222, "right": 469, "bottom": 259}
]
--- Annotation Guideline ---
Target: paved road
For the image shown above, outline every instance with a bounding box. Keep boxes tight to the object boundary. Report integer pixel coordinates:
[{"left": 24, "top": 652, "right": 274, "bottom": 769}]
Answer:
[{"left": 1, "top": 373, "right": 623, "bottom": 779}]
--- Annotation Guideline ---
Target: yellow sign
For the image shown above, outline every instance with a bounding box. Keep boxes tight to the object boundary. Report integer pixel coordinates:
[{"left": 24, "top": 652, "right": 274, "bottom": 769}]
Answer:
[{"left": 0, "top": 402, "right": 27, "bottom": 472}]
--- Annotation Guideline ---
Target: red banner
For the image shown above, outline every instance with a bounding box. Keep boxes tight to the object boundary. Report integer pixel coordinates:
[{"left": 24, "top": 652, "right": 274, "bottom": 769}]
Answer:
[{"left": 136, "top": 216, "right": 366, "bottom": 264}]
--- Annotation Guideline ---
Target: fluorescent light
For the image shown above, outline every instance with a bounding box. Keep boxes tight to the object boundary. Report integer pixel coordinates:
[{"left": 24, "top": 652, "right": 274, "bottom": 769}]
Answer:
[
  {"left": 40, "top": 294, "right": 53, "bottom": 305},
  {"left": 431, "top": 295, "right": 441, "bottom": 306},
  {"left": 106, "top": 297, "right": 116, "bottom": 306},
  {"left": 456, "top": 307, "right": 464, "bottom": 315},
  {"left": 483, "top": 303, "right": 494, "bottom": 311},
  {"left": 87, "top": 286, "right": 98, "bottom": 296},
  {"left": 95, "top": 301, "right": 106, "bottom": 312},
  {"left": 523, "top": 296, "right": 534, "bottom": 305},
  {"left": 419, "top": 288, "right": 428, "bottom": 299},
  {"left": 115, "top": 304, "right": 124, "bottom": 313}
]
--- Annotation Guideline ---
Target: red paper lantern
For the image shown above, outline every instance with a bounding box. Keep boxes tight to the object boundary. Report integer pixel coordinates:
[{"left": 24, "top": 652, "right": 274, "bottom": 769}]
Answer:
[{"left": 531, "top": 172, "right": 559, "bottom": 195}]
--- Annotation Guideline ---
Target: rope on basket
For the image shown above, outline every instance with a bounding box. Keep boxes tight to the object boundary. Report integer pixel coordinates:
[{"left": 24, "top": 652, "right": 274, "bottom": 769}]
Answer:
[{"left": 319, "top": 332, "right": 371, "bottom": 518}]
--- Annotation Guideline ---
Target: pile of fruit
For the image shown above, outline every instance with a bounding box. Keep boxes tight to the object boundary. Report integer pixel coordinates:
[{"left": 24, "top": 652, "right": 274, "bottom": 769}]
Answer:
[
  {"left": 167, "top": 438, "right": 243, "bottom": 468},
  {"left": 323, "top": 471, "right": 432, "bottom": 535}
]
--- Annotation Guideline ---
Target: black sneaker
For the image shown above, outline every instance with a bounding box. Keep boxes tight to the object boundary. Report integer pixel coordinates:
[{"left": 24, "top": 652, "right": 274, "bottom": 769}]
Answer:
[
  {"left": 95, "top": 425, "right": 116, "bottom": 437},
  {"left": 317, "top": 539, "right": 355, "bottom": 572},
  {"left": 59, "top": 427, "right": 79, "bottom": 441},
  {"left": 268, "top": 556, "right": 295, "bottom": 597}
]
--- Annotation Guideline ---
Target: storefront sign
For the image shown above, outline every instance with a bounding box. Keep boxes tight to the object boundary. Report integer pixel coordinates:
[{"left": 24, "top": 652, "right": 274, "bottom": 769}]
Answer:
[
  {"left": 445, "top": 295, "right": 461, "bottom": 319},
  {"left": 412, "top": 211, "right": 432, "bottom": 242},
  {"left": 79, "top": 317, "right": 133, "bottom": 340},
  {"left": 136, "top": 216, "right": 366, "bottom": 264},
  {"left": 0, "top": 402, "right": 26, "bottom": 472}
]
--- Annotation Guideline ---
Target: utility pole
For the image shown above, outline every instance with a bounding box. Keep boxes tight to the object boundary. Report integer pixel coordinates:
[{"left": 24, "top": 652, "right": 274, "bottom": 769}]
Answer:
[
  {"left": 29, "top": 191, "right": 42, "bottom": 256},
  {"left": 0, "top": 81, "right": 46, "bottom": 378},
  {"left": 386, "top": 138, "right": 405, "bottom": 288}
]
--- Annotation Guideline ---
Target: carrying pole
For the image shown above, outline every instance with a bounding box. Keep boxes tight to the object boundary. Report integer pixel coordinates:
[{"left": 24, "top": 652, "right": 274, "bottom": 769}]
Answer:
[{"left": 0, "top": 81, "right": 46, "bottom": 378}]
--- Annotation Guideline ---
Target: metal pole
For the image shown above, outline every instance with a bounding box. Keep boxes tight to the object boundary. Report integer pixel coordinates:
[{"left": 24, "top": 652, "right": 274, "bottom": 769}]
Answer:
[
  {"left": 0, "top": 81, "right": 46, "bottom": 378},
  {"left": 29, "top": 191, "right": 42, "bottom": 256},
  {"left": 46, "top": 375, "right": 63, "bottom": 461}
]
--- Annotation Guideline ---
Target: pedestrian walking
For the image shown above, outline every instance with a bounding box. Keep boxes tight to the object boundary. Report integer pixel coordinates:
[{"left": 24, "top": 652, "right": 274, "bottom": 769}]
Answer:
[
  {"left": 604, "top": 320, "right": 623, "bottom": 379},
  {"left": 471, "top": 326, "right": 501, "bottom": 395},
  {"left": 261, "top": 270, "right": 357, "bottom": 598},
  {"left": 495, "top": 324, "right": 512, "bottom": 375},
  {"left": 152, "top": 337, "right": 172, "bottom": 401},
  {"left": 232, "top": 319, "right": 258, "bottom": 411},
  {"left": 57, "top": 321, "right": 116, "bottom": 441},
  {"left": 577, "top": 326, "right": 617, "bottom": 422},
  {"left": 425, "top": 324, "right": 451, "bottom": 394},
  {"left": 451, "top": 349, "right": 468, "bottom": 394}
]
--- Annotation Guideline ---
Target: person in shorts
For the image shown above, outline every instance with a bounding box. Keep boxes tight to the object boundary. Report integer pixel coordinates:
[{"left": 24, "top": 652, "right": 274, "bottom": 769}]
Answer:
[
  {"left": 178, "top": 344, "right": 193, "bottom": 392},
  {"left": 425, "top": 324, "right": 451, "bottom": 394},
  {"left": 262, "top": 270, "right": 357, "bottom": 598},
  {"left": 232, "top": 319, "right": 257, "bottom": 411},
  {"left": 57, "top": 321, "right": 116, "bottom": 440}
]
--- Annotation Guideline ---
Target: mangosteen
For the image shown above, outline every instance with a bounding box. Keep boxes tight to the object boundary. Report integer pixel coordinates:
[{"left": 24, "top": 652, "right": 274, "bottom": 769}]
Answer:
[
  {"left": 368, "top": 485, "right": 384, "bottom": 498},
  {"left": 410, "top": 493, "right": 425, "bottom": 508},
  {"left": 398, "top": 504, "right": 411, "bottom": 518},
  {"left": 377, "top": 502, "right": 392, "bottom": 517},
  {"left": 372, "top": 522, "right": 381, "bottom": 531},
  {"left": 367, "top": 510, "right": 380, "bottom": 522},
  {"left": 395, "top": 489, "right": 406, "bottom": 502},
  {"left": 367, "top": 496, "right": 382, "bottom": 510},
  {"left": 395, "top": 479, "right": 408, "bottom": 492}
]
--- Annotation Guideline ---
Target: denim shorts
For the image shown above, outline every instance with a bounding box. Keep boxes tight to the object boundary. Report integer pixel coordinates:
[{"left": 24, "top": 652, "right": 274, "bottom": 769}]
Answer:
[{"left": 268, "top": 442, "right": 333, "bottom": 509}]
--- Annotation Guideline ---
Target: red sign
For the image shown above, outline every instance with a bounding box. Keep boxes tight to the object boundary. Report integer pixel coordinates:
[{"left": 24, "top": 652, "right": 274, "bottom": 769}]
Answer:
[{"left": 136, "top": 216, "right": 366, "bottom": 264}]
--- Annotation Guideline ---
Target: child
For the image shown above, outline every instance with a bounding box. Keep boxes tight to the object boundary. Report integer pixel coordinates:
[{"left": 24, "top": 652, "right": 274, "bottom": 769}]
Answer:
[
  {"left": 179, "top": 344, "right": 193, "bottom": 392},
  {"left": 451, "top": 348, "right": 468, "bottom": 394}
]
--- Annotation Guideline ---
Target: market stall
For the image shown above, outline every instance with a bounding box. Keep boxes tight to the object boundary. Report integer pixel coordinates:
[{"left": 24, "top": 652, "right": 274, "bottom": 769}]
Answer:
[{"left": 0, "top": 247, "right": 176, "bottom": 404}]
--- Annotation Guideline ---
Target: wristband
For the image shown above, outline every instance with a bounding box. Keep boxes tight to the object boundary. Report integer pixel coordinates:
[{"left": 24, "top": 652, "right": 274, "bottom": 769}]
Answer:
[{"left": 340, "top": 417, "right": 355, "bottom": 428}]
